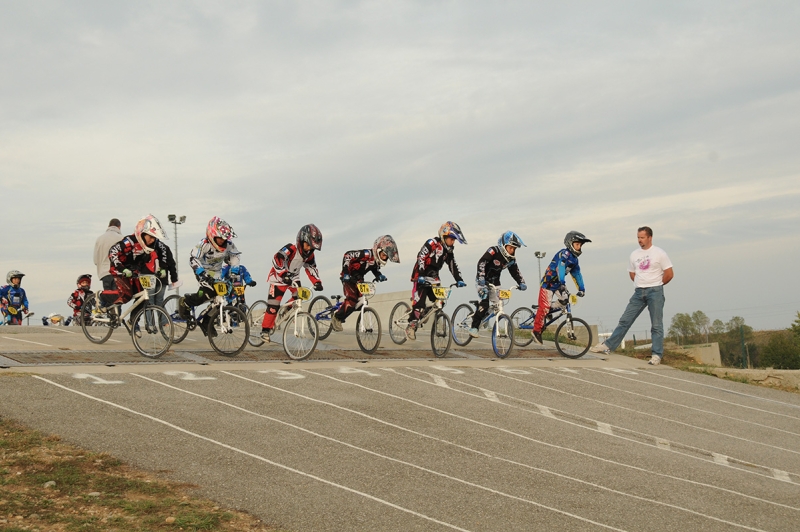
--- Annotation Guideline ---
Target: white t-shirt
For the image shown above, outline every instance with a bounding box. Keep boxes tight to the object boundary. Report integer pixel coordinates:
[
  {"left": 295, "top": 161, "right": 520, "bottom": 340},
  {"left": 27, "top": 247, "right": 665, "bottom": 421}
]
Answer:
[{"left": 628, "top": 246, "right": 673, "bottom": 288}]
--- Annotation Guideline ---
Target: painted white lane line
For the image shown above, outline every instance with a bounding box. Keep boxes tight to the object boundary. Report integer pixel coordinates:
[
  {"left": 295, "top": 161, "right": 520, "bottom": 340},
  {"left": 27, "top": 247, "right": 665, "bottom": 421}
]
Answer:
[
  {"left": 476, "top": 368, "right": 800, "bottom": 457},
  {"left": 50, "top": 328, "right": 78, "bottom": 334},
  {"left": 203, "top": 371, "right": 780, "bottom": 529},
  {"left": 32, "top": 376, "right": 474, "bottom": 532},
  {"left": 2, "top": 336, "right": 52, "bottom": 347},
  {"left": 402, "top": 368, "right": 799, "bottom": 483},
  {"left": 302, "top": 369, "right": 800, "bottom": 513},
  {"left": 586, "top": 368, "right": 800, "bottom": 422},
  {"left": 130, "top": 373, "right": 630, "bottom": 532}
]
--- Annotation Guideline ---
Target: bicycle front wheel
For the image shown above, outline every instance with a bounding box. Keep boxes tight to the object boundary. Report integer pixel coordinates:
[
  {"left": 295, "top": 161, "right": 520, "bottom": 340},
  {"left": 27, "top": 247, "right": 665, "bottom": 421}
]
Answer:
[
  {"left": 308, "top": 295, "right": 333, "bottom": 340},
  {"left": 207, "top": 305, "right": 249, "bottom": 357},
  {"left": 163, "top": 295, "right": 190, "bottom": 343},
  {"left": 492, "top": 314, "right": 514, "bottom": 359},
  {"left": 450, "top": 303, "right": 474, "bottom": 347},
  {"left": 555, "top": 317, "right": 592, "bottom": 359},
  {"left": 131, "top": 306, "right": 173, "bottom": 358},
  {"left": 246, "top": 300, "right": 268, "bottom": 347},
  {"left": 356, "top": 307, "right": 381, "bottom": 354},
  {"left": 510, "top": 307, "right": 535, "bottom": 347},
  {"left": 389, "top": 301, "right": 410, "bottom": 345},
  {"left": 282, "top": 311, "right": 319, "bottom": 361},
  {"left": 80, "top": 294, "right": 115, "bottom": 344},
  {"left": 430, "top": 311, "right": 452, "bottom": 358}
]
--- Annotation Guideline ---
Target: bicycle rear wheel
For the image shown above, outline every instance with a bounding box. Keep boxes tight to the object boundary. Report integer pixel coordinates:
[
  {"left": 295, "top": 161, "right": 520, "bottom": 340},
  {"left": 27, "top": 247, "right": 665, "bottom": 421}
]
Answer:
[
  {"left": 450, "top": 303, "right": 474, "bottom": 346},
  {"left": 492, "top": 314, "right": 514, "bottom": 359},
  {"left": 430, "top": 311, "right": 452, "bottom": 358},
  {"left": 131, "top": 306, "right": 173, "bottom": 358},
  {"left": 555, "top": 317, "right": 592, "bottom": 359},
  {"left": 80, "top": 294, "right": 115, "bottom": 344},
  {"left": 163, "top": 295, "right": 190, "bottom": 343},
  {"left": 246, "top": 300, "right": 268, "bottom": 347},
  {"left": 510, "top": 307, "right": 535, "bottom": 347},
  {"left": 308, "top": 295, "right": 333, "bottom": 340},
  {"left": 207, "top": 305, "right": 249, "bottom": 357},
  {"left": 356, "top": 307, "right": 381, "bottom": 354},
  {"left": 389, "top": 301, "right": 410, "bottom": 345},
  {"left": 282, "top": 311, "right": 319, "bottom": 361}
]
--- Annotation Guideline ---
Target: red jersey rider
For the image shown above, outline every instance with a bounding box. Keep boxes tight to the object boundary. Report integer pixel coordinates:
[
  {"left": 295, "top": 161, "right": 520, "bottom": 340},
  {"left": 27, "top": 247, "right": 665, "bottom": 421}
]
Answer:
[
  {"left": 260, "top": 224, "right": 324, "bottom": 342},
  {"left": 67, "top": 274, "right": 94, "bottom": 324},
  {"left": 329, "top": 235, "right": 400, "bottom": 332},
  {"left": 407, "top": 221, "right": 467, "bottom": 340}
]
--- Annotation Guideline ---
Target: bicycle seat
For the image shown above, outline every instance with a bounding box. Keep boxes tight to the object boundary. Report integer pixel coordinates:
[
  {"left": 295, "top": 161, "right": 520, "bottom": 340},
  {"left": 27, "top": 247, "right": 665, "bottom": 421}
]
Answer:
[
  {"left": 469, "top": 300, "right": 479, "bottom": 306},
  {"left": 332, "top": 295, "right": 342, "bottom": 302}
]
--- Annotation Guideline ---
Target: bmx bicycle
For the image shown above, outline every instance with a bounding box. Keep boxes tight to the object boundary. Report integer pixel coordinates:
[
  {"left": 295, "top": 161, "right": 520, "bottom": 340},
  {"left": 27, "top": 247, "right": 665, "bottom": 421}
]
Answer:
[
  {"left": 450, "top": 284, "right": 517, "bottom": 359},
  {"left": 509, "top": 291, "right": 593, "bottom": 359},
  {"left": 246, "top": 283, "right": 319, "bottom": 361},
  {"left": 388, "top": 280, "right": 455, "bottom": 358},
  {"left": 308, "top": 281, "right": 382, "bottom": 354}
]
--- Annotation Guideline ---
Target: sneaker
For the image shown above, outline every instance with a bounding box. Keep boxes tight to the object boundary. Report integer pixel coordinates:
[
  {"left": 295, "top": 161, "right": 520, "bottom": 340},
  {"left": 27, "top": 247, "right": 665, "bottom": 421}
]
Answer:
[
  {"left": 589, "top": 342, "right": 610, "bottom": 354},
  {"left": 405, "top": 324, "right": 417, "bottom": 341},
  {"left": 468, "top": 327, "right": 480, "bottom": 338},
  {"left": 330, "top": 314, "right": 344, "bottom": 332},
  {"left": 260, "top": 328, "right": 271, "bottom": 343},
  {"left": 648, "top": 355, "right": 661, "bottom": 366},
  {"left": 532, "top": 331, "right": 543, "bottom": 345}
]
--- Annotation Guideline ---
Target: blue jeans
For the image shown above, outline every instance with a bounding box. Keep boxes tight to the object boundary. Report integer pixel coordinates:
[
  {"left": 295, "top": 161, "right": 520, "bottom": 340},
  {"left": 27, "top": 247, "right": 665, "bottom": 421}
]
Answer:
[{"left": 605, "top": 286, "right": 665, "bottom": 357}]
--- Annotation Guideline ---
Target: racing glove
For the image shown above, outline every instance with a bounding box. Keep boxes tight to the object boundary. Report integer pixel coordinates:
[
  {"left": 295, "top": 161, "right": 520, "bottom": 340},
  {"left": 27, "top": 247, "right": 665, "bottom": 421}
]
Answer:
[
  {"left": 122, "top": 269, "right": 132, "bottom": 278},
  {"left": 342, "top": 274, "right": 352, "bottom": 283},
  {"left": 518, "top": 283, "right": 527, "bottom": 291},
  {"left": 577, "top": 290, "right": 585, "bottom": 297},
  {"left": 375, "top": 273, "right": 387, "bottom": 282},
  {"left": 247, "top": 281, "right": 257, "bottom": 287},
  {"left": 456, "top": 280, "right": 467, "bottom": 288},
  {"left": 313, "top": 282, "right": 323, "bottom": 291}
]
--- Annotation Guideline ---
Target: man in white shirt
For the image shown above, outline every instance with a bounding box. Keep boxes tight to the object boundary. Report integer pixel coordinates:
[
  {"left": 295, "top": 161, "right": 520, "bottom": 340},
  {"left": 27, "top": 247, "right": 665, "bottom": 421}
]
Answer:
[
  {"left": 93, "top": 219, "right": 122, "bottom": 291},
  {"left": 590, "top": 226, "right": 674, "bottom": 365}
]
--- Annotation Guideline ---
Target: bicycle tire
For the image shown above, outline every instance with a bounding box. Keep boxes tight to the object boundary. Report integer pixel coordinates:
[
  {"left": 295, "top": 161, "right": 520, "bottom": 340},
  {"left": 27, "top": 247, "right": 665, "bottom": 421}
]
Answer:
[
  {"left": 430, "top": 311, "right": 452, "bottom": 358},
  {"left": 389, "top": 301, "right": 411, "bottom": 345},
  {"left": 555, "top": 317, "right": 592, "bottom": 359},
  {"left": 163, "top": 294, "right": 190, "bottom": 343},
  {"left": 492, "top": 314, "right": 514, "bottom": 359},
  {"left": 246, "top": 300, "right": 268, "bottom": 347},
  {"left": 510, "top": 307, "right": 535, "bottom": 347},
  {"left": 355, "top": 307, "right": 381, "bottom": 354},
  {"left": 207, "top": 305, "right": 249, "bottom": 357},
  {"left": 80, "top": 294, "right": 115, "bottom": 344},
  {"left": 130, "top": 306, "right": 173, "bottom": 358},
  {"left": 450, "top": 303, "right": 474, "bottom": 347},
  {"left": 308, "top": 295, "right": 334, "bottom": 340},
  {"left": 282, "top": 311, "right": 319, "bottom": 361}
]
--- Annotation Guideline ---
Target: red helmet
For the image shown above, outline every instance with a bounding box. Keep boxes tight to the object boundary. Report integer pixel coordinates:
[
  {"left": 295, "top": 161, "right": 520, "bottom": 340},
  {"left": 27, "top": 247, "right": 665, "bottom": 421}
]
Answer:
[
  {"left": 76, "top": 274, "right": 92, "bottom": 288},
  {"left": 207, "top": 217, "right": 237, "bottom": 252},
  {"left": 297, "top": 224, "right": 322, "bottom": 258}
]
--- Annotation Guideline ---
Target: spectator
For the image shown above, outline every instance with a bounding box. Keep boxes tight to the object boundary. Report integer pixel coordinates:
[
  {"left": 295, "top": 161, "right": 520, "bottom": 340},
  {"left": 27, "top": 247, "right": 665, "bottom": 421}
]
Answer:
[{"left": 94, "top": 219, "right": 122, "bottom": 291}]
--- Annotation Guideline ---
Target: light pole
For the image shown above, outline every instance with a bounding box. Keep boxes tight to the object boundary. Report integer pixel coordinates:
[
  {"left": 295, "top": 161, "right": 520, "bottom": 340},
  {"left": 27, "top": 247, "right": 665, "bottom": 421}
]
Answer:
[
  {"left": 534, "top": 251, "right": 547, "bottom": 281},
  {"left": 167, "top": 215, "right": 186, "bottom": 294}
]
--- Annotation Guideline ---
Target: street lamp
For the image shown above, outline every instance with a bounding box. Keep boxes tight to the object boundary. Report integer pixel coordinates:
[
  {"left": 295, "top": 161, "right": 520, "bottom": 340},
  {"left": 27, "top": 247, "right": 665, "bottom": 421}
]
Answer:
[
  {"left": 534, "top": 251, "right": 547, "bottom": 280},
  {"left": 167, "top": 215, "right": 186, "bottom": 294}
]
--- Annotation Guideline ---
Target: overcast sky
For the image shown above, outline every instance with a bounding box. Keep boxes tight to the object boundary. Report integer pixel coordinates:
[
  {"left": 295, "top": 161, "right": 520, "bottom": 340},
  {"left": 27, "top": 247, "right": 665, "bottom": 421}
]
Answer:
[{"left": 2, "top": 1, "right": 799, "bottom": 335}]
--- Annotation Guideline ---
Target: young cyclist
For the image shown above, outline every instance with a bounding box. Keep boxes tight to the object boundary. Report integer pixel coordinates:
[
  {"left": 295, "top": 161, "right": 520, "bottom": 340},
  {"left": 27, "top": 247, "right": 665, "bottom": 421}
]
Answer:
[
  {"left": 406, "top": 221, "right": 468, "bottom": 340},
  {"left": 0, "top": 270, "right": 30, "bottom": 325},
  {"left": 178, "top": 217, "right": 240, "bottom": 328},
  {"left": 532, "top": 231, "right": 591, "bottom": 344},
  {"left": 67, "top": 274, "right": 93, "bottom": 325},
  {"left": 260, "top": 224, "right": 323, "bottom": 342},
  {"left": 222, "top": 263, "right": 257, "bottom": 307},
  {"left": 99, "top": 215, "right": 167, "bottom": 311},
  {"left": 469, "top": 231, "right": 528, "bottom": 337},
  {"left": 330, "top": 235, "right": 400, "bottom": 332}
]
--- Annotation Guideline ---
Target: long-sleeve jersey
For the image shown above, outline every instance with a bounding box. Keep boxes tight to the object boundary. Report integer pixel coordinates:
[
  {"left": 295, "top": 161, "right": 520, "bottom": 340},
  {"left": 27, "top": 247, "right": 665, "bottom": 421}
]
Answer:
[
  {"left": 151, "top": 240, "right": 178, "bottom": 283},
  {"left": 0, "top": 285, "right": 28, "bottom": 310},
  {"left": 189, "top": 238, "right": 241, "bottom": 279},
  {"left": 410, "top": 237, "right": 463, "bottom": 284},
  {"left": 108, "top": 235, "right": 156, "bottom": 276},
  {"left": 475, "top": 246, "right": 525, "bottom": 287},
  {"left": 340, "top": 249, "right": 381, "bottom": 283},
  {"left": 67, "top": 288, "right": 93, "bottom": 315},
  {"left": 267, "top": 243, "right": 321, "bottom": 286},
  {"left": 541, "top": 248, "right": 585, "bottom": 292}
]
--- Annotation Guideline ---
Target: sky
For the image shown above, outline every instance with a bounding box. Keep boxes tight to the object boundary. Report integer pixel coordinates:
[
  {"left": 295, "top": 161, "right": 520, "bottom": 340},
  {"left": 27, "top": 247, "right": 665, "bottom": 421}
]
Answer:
[{"left": 2, "top": 1, "right": 799, "bottom": 336}]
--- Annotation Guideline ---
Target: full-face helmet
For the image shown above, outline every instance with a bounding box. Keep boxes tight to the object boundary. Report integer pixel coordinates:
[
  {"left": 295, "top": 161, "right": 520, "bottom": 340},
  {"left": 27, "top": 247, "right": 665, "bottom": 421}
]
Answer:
[
  {"left": 564, "top": 231, "right": 591, "bottom": 256},
  {"left": 297, "top": 224, "right": 323, "bottom": 258},
  {"left": 135, "top": 214, "right": 167, "bottom": 253},
  {"left": 207, "top": 216, "right": 237, "bottom": 252},
  {"left": 373, "top": 235, "right": 400, "bottom": 267},
  {"left": 438, "top": 221, "right": 467, "bottom": 251},
  {"left": 76, "top": 274, "right": 92, "bottom": 288},
  {"left": 498, "top": 231, "right": 526, "bottom": 260},
  {"left": 6, "top": 270, "right": 24, "bottom": 285}
]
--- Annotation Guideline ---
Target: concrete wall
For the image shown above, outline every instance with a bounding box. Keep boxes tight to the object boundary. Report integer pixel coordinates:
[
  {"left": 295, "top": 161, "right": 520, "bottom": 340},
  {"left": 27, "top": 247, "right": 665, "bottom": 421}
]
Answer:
[{"left": 675, "top": 342, "right": 722, "bottom": 366}]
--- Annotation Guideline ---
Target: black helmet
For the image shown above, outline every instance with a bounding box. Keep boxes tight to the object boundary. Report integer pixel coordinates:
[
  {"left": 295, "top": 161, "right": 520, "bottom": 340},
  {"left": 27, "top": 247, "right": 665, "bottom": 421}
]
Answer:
[
  {"left": 564, "top": 231, "right": 591, "bottom": 256},
  {"left": 297, "top": 224, "right": 323, "bottom": 258}
]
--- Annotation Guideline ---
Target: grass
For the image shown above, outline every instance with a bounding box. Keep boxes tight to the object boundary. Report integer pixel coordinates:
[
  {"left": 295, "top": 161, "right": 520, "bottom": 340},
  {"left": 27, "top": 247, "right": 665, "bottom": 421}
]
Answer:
[{"left": 0, "top": 416, "right": 282, "bottom": 532}]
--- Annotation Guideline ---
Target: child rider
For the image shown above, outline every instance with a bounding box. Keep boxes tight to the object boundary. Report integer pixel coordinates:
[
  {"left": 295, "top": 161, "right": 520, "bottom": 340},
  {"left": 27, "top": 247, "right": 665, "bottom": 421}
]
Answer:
[
  {"left": 0, "top": 270, "right": 30, "bottom": 325},
  {"left": 67, "top": 274, "right": 94, "bottom": 325}
]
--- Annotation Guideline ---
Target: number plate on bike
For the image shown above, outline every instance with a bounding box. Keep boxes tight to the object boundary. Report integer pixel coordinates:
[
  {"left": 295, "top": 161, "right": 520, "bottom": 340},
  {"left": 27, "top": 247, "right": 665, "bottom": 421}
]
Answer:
[
  {"left": 570, "top": 294, "right": 578, "bottom": 305},
  {"left": 357, "top": 283, "right": 374, "bottom": 295},
  {"left": 139, "top": 275, "right": 156, "bottom": 289},
  {"left": 213, "top": 282, "right": 228, "bottom": 296},
  {"left": 7, "top": 306, "right": 17, "bottom": 315},
  {"left": 233, "top": 286, "right": 246, "bottom": 296},
  {"left": 296, "top": 287, "right": 312, "bottom": 301},
  {"left": 498, "top": 289, "right": 512, "bottom": 300},
  {"left": 431, "top": 286, "right": 450, "bottom": 300}
]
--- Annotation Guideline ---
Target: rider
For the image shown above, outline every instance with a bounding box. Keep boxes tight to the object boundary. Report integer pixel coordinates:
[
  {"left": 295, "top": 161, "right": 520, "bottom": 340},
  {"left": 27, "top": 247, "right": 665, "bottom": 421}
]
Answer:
[
  {"left": 178, "top": 217, "right": 241, "bottom": 330},
  {"left": 469, "top": 231, "right": 528, "bottom": 337},
  {"left": 532, "top": 231, "right": 591, "bottom": 344},
  {"left": 223, "top": 263, "right": 257, "bottom": 307},
  {"left": 330, "top": 235, "right": 400, "bottom": 332},
  {"left": 406, "top": 221, "right": 468, "bottom": 340},
  {"left": 67, "top": 274, "right": 94, "bottom": 325},
  {"left": 100, "top": 214, "right": 167, "bottom": 311},
  {"left": 260, "top": 224, "right": 323, "bottom": 342},
  {"left": 0, "top": 270, "right": 30, "bottom": 325},
  {"left": 148, "top": 238, "right": 179, "bottom": 309}
]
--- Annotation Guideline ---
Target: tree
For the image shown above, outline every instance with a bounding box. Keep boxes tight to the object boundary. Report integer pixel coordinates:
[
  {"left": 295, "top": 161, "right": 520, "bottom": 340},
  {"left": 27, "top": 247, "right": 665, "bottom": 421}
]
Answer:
[
  {"left": 791, "top": 311, "right": 800, "bottom": 338},
  {"left": 692, "top": 310, "right": 710, "bottom": 342},
  {"left": 669, "top": 313, "right": 697, "bottom": 343},
  {"left": 710, "top": 319, "right": 726, "bottom": 335},
  {"left": 726, "top": 316, "right": 748, "bottom": 333},
  {"left": 760, "top": 332, "right": 800, "bottom": 369}
]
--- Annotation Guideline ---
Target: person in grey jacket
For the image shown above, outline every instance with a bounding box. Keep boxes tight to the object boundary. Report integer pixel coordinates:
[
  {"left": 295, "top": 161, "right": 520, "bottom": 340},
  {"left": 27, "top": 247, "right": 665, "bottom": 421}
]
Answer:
[{"left": 93, "top": 219, "right": 122, "bottom": 291}]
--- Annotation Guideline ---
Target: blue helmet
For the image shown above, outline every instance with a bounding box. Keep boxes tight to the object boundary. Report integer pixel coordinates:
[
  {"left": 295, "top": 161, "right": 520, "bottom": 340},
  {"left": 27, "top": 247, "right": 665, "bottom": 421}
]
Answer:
[{"left": 498, "top": 231, "right": 525, "bottom": 260}]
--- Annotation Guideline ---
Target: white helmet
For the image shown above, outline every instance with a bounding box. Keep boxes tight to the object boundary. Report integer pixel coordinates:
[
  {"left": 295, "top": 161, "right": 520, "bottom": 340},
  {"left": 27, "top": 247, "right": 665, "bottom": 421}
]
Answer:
[
  {"left": 135, "top": 215, "right": 167, "bottom": 253},
  {"left": 6, "top": 270, "right": 24, "bottom": 285}
]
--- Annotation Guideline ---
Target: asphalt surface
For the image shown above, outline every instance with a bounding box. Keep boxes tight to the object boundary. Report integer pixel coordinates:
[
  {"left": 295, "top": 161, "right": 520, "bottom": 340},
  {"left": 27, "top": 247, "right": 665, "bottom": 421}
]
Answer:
[{"left": 1, "top": 328, "right": 799, "bottom": 531}]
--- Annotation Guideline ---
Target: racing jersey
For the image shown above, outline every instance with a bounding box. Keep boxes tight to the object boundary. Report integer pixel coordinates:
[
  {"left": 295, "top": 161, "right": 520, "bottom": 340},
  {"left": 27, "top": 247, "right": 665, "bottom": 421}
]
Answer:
[
  {"left": 541, "top": 248, "right": 584, "bottom": 292},
  {"left": 475, "top": 246, "right": 525, "bottom": 288},
  {"left": 410, "top": 237, "right": 463, "bottom": 284},
  {"left": 108, "top": 235, "right": 156, "bottom": 276},
  {"left": 340, "top": 249, "right": 380, "bottom": 283},
  {"left": 0, "top": 285, "right": 28, "bottom": 310},
  {"left": 267, "top": 243, "right": 321, "bottom": 286},
  {"left": 189, "top": 238, "right": 241, "bottom": 279},
  {"left": 67, "top": 288, "right": 93, "bottom": 314}
]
